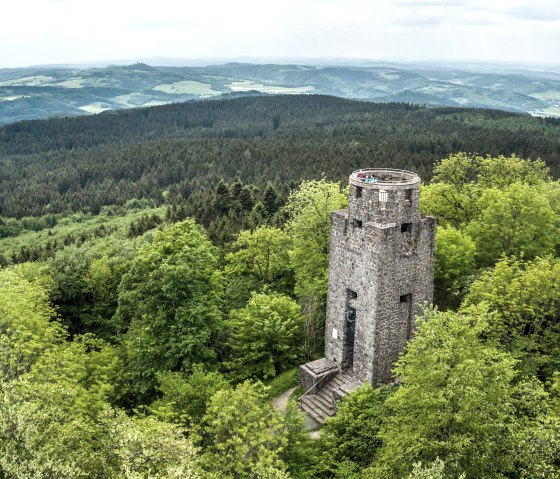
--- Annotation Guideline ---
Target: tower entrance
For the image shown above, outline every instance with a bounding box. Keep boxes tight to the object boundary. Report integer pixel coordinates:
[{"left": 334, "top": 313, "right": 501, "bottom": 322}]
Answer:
[{"left": 342, "top": 306, "right": 356, "bottom": 370}]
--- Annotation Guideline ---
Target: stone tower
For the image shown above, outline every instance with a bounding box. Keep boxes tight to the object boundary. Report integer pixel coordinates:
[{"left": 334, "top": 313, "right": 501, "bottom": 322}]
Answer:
[{"left": 299, "top": 168, "right": 435, "bottom": 423}]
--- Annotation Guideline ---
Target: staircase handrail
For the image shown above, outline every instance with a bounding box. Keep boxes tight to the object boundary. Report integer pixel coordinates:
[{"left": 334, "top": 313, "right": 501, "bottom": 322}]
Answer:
[{"left": 297, "top": 370, "right": 333, "bottom": 404}]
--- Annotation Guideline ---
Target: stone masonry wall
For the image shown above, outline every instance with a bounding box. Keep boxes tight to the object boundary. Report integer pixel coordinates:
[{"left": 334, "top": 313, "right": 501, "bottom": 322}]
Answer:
[{"left": 324, "top": 174, "right": 435, "bottom": 385}]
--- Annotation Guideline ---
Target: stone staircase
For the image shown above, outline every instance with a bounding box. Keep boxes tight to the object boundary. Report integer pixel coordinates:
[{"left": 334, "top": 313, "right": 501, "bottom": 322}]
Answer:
[{"left": 299, "top": 371, "right": 357, "bottom": 425}]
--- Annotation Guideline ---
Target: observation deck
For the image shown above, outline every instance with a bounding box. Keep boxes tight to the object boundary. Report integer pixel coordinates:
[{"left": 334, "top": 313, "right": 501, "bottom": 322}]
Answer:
[{"left": 349, "top": 168, "right": 420, "bottom": 189}]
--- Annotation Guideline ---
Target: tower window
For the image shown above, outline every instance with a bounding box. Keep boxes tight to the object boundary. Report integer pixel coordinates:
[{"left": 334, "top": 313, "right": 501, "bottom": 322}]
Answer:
[
  {"left": 400, "top": 294, "right": 411, "bottom": 303},
  {"left": 355, "top": 186, "right": 363, "bottom": 198},
  {"left": 405, "top": 189, "right": 412, "bottom": 201},
  {"left": 353, "top": 219, "right": 363, "bottom": 228},
  {"left": 379, "top": 190, "right": 388, "bottom": 203},
  {"left": 347, "top": 289, "right": 358, "bottom": 300},
  {"left": 401, "top": 223, "right": 412, "bottom": 233}
]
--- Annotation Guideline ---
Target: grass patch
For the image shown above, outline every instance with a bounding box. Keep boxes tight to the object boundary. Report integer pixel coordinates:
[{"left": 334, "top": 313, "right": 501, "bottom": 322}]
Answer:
[
  {"left": 153, "top": 80, "right": 220, "bottom": 95},
  {"left": 529, "top": 90, "right": 560, "bottom": 102},
  {"left": 56, "top": 78, "right": 88, "bottom": 89},
  {"left": 264, "top": 367, "right": 299, "bottom": 400},
  {"left": 0, "top": 75, "right": 54, "bottom": 87},
  {"left": 536, "top": 106, "right": 560, "bottom": 118},
  {"left": 229, "top": 81, "right": 314, "bottom": 94},
  {"left": 377, "top": 72, "right": 400, "bottom": 80},
  {"left": 79, "top": 102, "right": 112, "bottom": 113}
]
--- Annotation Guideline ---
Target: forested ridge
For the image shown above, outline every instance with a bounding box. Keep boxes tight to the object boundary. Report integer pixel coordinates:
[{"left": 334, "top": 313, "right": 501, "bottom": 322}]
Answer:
[
  {"left": 1, "top": 95, "right": 560, "bottom": 217},
  {"left": 1, "top": 95, "right": 560, "bottom": 478}
]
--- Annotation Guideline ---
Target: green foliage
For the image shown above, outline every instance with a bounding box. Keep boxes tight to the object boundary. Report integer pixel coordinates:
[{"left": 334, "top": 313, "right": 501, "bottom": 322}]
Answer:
[
  {"left": 3, "top": 96, "right": 560, "bottom": 219},
  {"left": 150, "top": 364, "right": 231, "bottom": 428},
  {"left": 47, "top": 236, "right": 139, "bottom": 338},
  {"left": 25, "top": 334, "right": 123, "bottom": 413},
  {"left": 115, "top": 219, "right": 222, "bottom": 401},
  {"left": 0, "top": 268, "right": 64, "bottom": 381},
  {"left": 200, "top": 381, "right": 288, "bottom": 479},
  {"left": 475, "top": 154, "right": 550, "bottom": 188},
  {"left": 371, "top": 306, "right": 517, "bottom": 479},
  {"left": 224, "top": 226, "right": 293, "bottom": 309},
  {"left": 422, "top": 153, "right": 560, "bottom": 306},
  {"left": 264, "top": 367, "right": 299, "bottom": 400},
  {"left": 285, "top": 178, "right": 347, "bottom": 301},
  {"left": 280, "top": 400, "right": 318, "bottom": 479},
  {"left": 433, "top": 225, "right": 475, "bottom": 308},
  {"left": 515, "top": 414, "right": 560, "bottom": 479},
  {"left": 226, "top": 292, "right": 305, "bottom": 381},
  {"left": 284, "top": 178, "right": 347, "bottom": 358},
  {"left": 552, "top": 372, "right": 560, "bottom": 413},
  {"left": 317, "top": 384, "right": 393, "bottom": 478},
  {"left": 0, "top": 382, "right": 208, "bottom": 479},
  {"left": 0, "top": 267, "right": 208, "bottom": 479},
  {"left": 464, "top": 256, "right": 560, "bottom": 378},
  {"left": 406, "top": 458, "right": 465, "bottom": 479},
  {"left": 0, "top": 378, "right": 107, "bottom": 478},
  {"left": 511, "top": 378, "right": 560, "bottom": 479},
  {"left": 84, "top": 255, "right": 130, "bottom": 336},
  {"left": 0, "top": 202, "right": 163, "bottom": 266},
  {"left": 465, "top": 182, "right": 557, "bottom": 265},
  {"left": 109, "top": 412, "right": 210, "bottom": 479}
]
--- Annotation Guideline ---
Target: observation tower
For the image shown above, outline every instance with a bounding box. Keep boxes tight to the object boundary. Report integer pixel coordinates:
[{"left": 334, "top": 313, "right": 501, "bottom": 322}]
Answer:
[{"left": 299, "top": 168, "right": 435, "bottom": 424}]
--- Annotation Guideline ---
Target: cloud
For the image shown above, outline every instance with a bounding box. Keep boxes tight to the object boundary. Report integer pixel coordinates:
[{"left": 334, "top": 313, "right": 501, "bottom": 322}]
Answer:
[
  {"left": 392, "top": 14, "right": 445, "bottom": 25},
  {"left": 1, "top": 0, "right": 560, "bottom": 68},
  {"left": 393, "top": 0, "right": 465, "bottom": 7},
  {"left": 508, "top": 5, "right": 560, "bottom": 21}
]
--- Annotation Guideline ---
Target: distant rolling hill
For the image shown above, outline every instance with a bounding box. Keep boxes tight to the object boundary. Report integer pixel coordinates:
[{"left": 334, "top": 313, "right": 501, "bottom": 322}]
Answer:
[{"left": 0, "top": 61, "right": 559, "bottom": 125}]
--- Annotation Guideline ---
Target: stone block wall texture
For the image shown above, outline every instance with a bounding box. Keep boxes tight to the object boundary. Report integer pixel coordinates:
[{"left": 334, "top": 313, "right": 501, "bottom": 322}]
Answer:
[
  {"left": 324, "top": 169, "right": 435, "bottom": 386},
  {"left": 299, "top": 358, "right": 338, "bottom": 393}
]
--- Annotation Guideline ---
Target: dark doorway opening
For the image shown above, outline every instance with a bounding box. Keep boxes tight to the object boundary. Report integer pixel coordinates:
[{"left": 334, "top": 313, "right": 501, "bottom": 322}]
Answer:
[{"left": 343, "top": 306, "right": 356, "bottom": 370}]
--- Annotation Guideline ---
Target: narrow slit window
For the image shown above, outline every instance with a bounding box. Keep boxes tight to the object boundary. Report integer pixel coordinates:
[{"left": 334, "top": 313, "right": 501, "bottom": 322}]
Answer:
[
  {"left": 405, "top": 189, "right": 412, "bottom": 201},
  {"left": 355, "top": 186, "right": 363, "bottom": 198},
  {"left": 401, "top": 222, "right": 412, "bottom": 233},
  {"left": 353, "top": 219, "right": 363, "bottom": 228},
  {"left": 379, "top": 190, "right": 388, "bottom": 203},
  {"left": 347, "top": 289, "right": 358, "bottom": 300}
]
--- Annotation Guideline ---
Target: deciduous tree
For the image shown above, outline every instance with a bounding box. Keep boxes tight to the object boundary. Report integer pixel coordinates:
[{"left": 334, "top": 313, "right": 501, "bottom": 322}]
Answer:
[
  {"left": 114, "top": 219, "right": 222, "bottom": 401},
  {"left": 226, "top": 292, "right": 304, "bottom": 380},
  {"left": 371, "top": 306, "right": 517, "bottom": 479}
]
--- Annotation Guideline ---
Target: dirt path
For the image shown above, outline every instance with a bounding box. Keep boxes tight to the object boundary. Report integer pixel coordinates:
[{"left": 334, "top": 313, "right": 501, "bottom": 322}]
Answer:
[{"left": 272, "top": 386, "right": 297, "bottom": 411}]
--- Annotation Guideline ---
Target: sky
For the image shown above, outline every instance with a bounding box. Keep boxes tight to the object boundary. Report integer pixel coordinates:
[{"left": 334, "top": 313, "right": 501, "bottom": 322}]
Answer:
[{"left": 1, "top": 0, "right": 559, "bottom": 68}]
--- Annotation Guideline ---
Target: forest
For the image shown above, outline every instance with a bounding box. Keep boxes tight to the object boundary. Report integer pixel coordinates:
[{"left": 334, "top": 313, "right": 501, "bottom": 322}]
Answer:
[
  {"left": 1, "top": 95, "right": 560, "bottom": 218},
  {"left": 1, "top": 96, "right": 560, "bottom": 478}
]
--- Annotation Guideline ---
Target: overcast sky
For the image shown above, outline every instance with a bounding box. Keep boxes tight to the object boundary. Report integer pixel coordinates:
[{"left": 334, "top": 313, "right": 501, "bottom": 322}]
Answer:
[{"left": 2, "top": 0, "right": 559, "bottom": 68}]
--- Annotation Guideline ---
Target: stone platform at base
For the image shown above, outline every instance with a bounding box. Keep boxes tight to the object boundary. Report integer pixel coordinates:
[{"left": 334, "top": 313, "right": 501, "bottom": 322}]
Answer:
[{"left": 299, "top": 358, "right": 338, "bottom": 393}]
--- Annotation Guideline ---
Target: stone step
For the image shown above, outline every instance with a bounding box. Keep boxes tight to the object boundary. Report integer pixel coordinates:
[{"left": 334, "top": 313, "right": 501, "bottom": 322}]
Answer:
[
  {"left": 323, "top": 374, "right": 353, "bottom": 393},
  {"left": 328, "top": 377, "right": 345, "bottom": 388},
  {"left": 300, "top": 395, "right": 336, "bottom": 424},
  {"left": 299, "top": 370, "right": 360, "bottom": 426},
  {"left": 303, "top": 402, "right": 329, "bottom": 425},
  {"left": 301, "top": 396, "right": 335, "bottom": 424},
  {"left": 313, "top": 389, "right": 336, "bottom": 410},
  {"left": 302, "top": 394, "right": 335, "bottom": 417}
]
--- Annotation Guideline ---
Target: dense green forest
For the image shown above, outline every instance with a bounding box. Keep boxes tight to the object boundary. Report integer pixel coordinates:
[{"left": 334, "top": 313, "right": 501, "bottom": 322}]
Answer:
[
  {"left": 1, "top": 96, "right": 560, "bottom": 478},
  {"left": 1, "top": 95, "right": 560, "bottom": 218}
]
